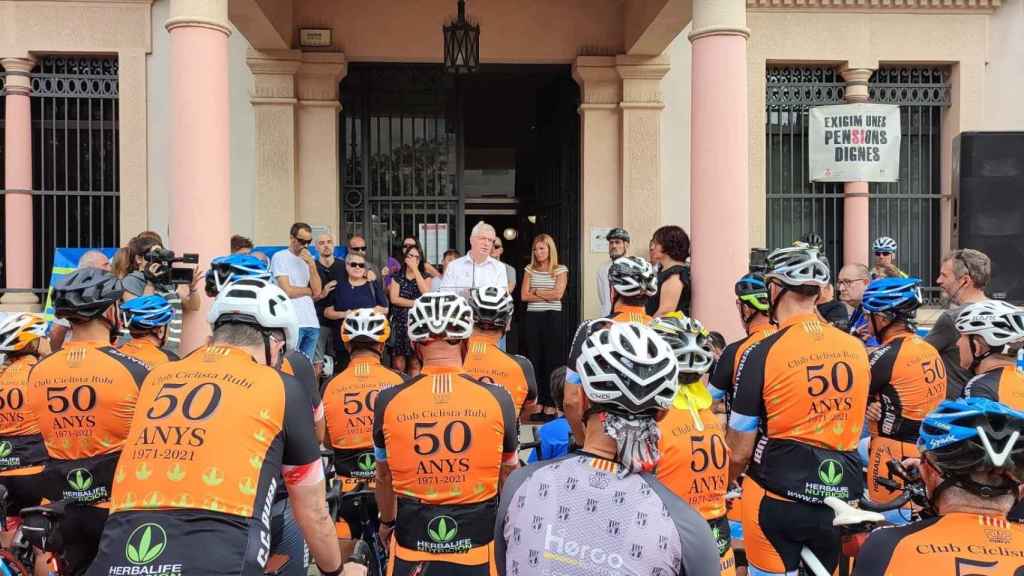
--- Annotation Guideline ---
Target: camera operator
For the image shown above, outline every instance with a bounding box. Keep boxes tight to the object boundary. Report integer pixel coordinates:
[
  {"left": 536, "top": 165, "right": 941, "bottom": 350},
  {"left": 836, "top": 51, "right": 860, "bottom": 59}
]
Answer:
[{"left": 118, "top": 233, "right": 202, "bottom": 355}]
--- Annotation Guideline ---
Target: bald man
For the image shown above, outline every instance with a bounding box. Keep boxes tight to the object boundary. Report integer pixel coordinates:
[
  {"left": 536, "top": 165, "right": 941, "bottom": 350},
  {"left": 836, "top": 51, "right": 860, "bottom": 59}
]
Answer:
[{"left": 78, "top": 250, "right": 111, "bottom": 271}]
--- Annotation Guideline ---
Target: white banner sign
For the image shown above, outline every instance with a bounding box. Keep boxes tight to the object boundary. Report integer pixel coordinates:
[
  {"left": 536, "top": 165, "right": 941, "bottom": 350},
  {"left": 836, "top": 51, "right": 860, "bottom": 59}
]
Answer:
[{"left": 809, "top": 103, "right": 901, "bottom": 182}]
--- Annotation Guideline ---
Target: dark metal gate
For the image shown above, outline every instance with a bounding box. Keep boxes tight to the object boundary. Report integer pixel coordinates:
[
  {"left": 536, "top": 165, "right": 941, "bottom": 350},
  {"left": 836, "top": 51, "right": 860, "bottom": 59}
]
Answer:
[
  {"left": 4, "top": 56, "right": 120, "bottom": 296},
  {"left": 765, "top": 66, "right": 846, "bottom": 269},
  {"left": 869, "top": 67, "right": 950, "bottom": 302},
  {"left": 341, "top": 66, "right": 460, "bottom": 269},
  {"left": 766, "top": 65, "right": 950, "bottom": 299}
]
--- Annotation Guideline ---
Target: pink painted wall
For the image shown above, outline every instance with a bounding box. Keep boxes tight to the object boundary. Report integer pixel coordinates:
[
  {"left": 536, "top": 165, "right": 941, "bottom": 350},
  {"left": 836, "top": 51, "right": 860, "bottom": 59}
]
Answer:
[{"left": 293, "top": 0, "right": 623, "bottom": 63}]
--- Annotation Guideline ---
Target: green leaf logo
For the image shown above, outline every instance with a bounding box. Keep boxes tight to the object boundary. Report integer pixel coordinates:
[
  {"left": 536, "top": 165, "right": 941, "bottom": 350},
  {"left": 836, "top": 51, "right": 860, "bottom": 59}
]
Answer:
[
  {"left": 818, "top": 459, "right": 844, "bottom": 486},
  {"left": 357, "top": 453, "right": 376, "bottom": 472},
  {"left": 125, "top": 523, "right": 167, "bottom": 565},
  {"left": 0, "top": 441, "right": 13, "bottom": 458},
  {"left": 67, "top": 468, "right": 93, "bottom": 491},
  {"left": 427, "top": 516, "right": 458, "bottom": 543}
]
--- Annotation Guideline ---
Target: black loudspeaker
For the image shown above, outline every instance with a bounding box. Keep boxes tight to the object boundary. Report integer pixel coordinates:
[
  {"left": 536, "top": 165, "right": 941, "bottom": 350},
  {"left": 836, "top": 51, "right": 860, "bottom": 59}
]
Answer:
[{"left": 954, "top": 132, "right": 1024, "bottom": 303}]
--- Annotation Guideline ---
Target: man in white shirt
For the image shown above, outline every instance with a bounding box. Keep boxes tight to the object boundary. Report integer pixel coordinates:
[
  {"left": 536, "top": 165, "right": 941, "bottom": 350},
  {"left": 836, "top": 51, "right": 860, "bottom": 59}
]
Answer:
[
  {"left": 596, "top": 227, "right": 630, "bottom": 316},
  {"left": 439, "top": 221, "right": 508, "bottom": 298},
  {"left": 271, "top": 222, "right": 323, "bottom": 361}
]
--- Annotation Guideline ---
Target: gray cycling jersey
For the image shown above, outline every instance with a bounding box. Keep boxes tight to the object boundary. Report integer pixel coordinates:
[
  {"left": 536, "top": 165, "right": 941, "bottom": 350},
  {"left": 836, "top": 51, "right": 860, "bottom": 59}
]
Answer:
[{"left": 495, "top": 453, "right": 720, "bottom": 576}]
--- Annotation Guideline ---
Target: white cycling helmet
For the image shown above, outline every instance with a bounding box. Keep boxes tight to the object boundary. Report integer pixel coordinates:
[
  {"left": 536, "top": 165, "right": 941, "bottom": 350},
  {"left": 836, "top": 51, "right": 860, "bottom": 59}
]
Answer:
[
  {"left": 408, "top": 292, "right": 474, "bottom": 343},
  {"left": 341, "top": 308, "right": 391, "bottom": 345},
  {"left": 955, "top": 300, "right": 1024, "bottom": 350},
  {"left": 873, "top": 236, "right": 898, "bottom": 254},
  {"left": 468, "top": 286, "right": 514, "bottom": 329},
  {"left": 576, "top": 322, "right": 680, "bottom": 415},
  {"left": 650, "top": 313, "right": 715, "bottom": 377},
  {"left": 0, "top": 313, "right": 48, "bottom": 353},
  {"left": 609, "top": 256, "right": 658, "bottom": 298},
  {"left": 208, "top": 278, "right": 299, "bottom": 350},
  {"left": 765, "top": 245, "right": 830, "bottom": 287}
]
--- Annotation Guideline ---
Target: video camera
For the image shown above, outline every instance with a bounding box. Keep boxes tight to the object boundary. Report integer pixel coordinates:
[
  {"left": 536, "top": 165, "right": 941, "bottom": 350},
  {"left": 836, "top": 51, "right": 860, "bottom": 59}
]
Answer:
[
  {"left": 749, "top": 248, "right": 769, "bottom": 275},
  {"left": 144, "top": 248, "right": 199, "bottom": 286}
]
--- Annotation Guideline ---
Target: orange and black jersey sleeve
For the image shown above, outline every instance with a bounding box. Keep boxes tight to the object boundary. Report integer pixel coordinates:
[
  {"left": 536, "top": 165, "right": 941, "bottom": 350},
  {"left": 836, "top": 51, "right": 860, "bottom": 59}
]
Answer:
[
  {"left": 709, "top": 340, "right": 742, "bottom": 401},
  {"left": 279, "top": 350, "right": 323, "bottom": 419},
  {"left": 853, "top": 513, "right": 1024, "bottom": 575},
  {"left": 512, "top": 355, "right": 538, "bottom": 404},
  {"left": 868, "top": 335, "right": 946, "bottom": 441},
  {"left": 118, "top": 340, "right": 179, "bottom": 368},
  {"left": 964, "top": 366, "right": 1024, "bottom": 411}
]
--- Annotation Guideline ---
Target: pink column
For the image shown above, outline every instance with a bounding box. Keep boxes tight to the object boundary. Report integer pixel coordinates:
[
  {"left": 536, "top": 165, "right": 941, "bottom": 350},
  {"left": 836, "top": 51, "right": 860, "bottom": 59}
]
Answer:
[
  {"left": 841, "top": 67, "right": 874, "bottom": 268},
  {"left": 1, "top": 57, "right": 38, "bottom": 307},
  {"left": 689, "top": 2, "right": 750, "bottom": 341},
  {"left": 166, "top": 2, "right": 231, "bottom": 354}
]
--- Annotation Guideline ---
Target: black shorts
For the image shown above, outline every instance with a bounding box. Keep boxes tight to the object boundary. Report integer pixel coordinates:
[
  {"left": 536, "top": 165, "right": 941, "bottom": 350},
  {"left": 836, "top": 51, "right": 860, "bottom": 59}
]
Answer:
[
  {"left": 85, "top": 510, "right": 262, "bottom": 576},
  {"left": 389, "top": 557, "right": 497, "bottom": 576},
  {"left": 742, "top": 479, "right": 840, "bottom": 574},
  {"left": 56, "top": 505, "right": 108, "bottom": 576},
  {"left": 0, "top": 472, "right": 43, "bottom": 517},
  {"left": 336, "top": 480, "right": 378, "bottom": 541}
]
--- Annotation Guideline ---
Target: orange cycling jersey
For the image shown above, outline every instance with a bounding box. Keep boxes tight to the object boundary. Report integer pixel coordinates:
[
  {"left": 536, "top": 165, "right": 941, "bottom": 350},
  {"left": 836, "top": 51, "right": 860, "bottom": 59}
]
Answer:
[
  {"left": 118, "top": 338, "right": 180, "bottom": 368},
  {"left": 853, "top": 513, "right": 1024, "bottom": 575},
  {"left": 732, "top": 314, "right": 870, "bottom": 504},
  {"left": 373, "top": 366, "right": 517, "bottom": 566},
  {"left": 279, "top": 350, "right": 323, "bottom": 420},
  {"left": 26, "top": 340, "right": 148, "bottom": 504},
  {"left": 463, "top": 337, "right": 538, "bottom": 418},
  {"left": 964, "top": 366, "right": 1024, "bottom": 411},
  {"left": 657, "top": 404, "right": 735, "bottom": 575},
  {"left": 0, "top": 355, "right": 47, "bottom": 472},
  {"left": 90, "top": 345, "right": 321, "bottom": 576},
  {"left": 323, "top": 356, "right": 404, "bottom": 481},
  {"left": 709, "top": 325, "right": 777, "bottom": 410}
]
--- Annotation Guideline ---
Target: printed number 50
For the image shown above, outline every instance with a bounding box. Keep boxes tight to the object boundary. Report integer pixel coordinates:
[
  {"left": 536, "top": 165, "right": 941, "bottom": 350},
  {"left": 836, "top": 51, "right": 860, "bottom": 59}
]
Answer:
[{"left": 954, "top": 557, "right": 999, "bottom": 576}]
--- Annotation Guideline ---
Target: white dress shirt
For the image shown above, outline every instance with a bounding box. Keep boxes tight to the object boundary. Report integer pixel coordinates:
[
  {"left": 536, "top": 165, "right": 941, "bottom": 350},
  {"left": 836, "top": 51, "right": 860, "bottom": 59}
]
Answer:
[{"left": 438, "top": 254, "right": 509, "bottom": 298}]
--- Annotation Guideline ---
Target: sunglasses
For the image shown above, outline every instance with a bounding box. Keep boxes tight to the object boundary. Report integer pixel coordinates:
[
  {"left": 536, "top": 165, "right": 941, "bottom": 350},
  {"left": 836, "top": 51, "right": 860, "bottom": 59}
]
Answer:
[
  {"left": 293, "top": 236, "right": 312, "bottom": 246},
  {"left": 347, "top": 262, "right": 366, "bottom": 269},
  {"left": 874, "top": 252, "right": 892, "bottom": 257},
  {"left": 350, "top": 246, "right": 367, "bottom": 252}
]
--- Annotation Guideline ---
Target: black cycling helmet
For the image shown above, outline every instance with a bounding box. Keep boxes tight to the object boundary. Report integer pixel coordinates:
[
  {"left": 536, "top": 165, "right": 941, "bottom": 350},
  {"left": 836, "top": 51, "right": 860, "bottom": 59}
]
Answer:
[
  {"left": 607, "top": 228, "right": 630, "bottom": 243},
  {"left": 608, "top": 256, "right": 657, "bottom": 299},
  {"left": 52, "top": 268, "right": 124, "bottom": 321}
]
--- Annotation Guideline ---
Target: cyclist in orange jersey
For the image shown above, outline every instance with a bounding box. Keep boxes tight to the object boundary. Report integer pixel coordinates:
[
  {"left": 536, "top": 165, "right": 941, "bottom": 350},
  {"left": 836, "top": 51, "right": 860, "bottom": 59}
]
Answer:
[
  {"left": 25, "top": 269, "right": 149, "bottom": 574},
  {"left": 958, "top": 300, "right": 1024, "bottom": 410},
  {"left": 323, "top": 309, "right": 404, "bottom": 558},
  {"left": 0, "top": 313, "right": 51, "bottom": 542},
  {"left": 117, "top": 295, "right": 180, "bottom": 367},
  {"left": 564, "top": 256, "right": 659, "bottom": 444},
  {"left": 861, "top": 278, "right": 946, "bottom": 517},
  {"left": 709, "top": 273, "right": 777, "bottom": 417},
  {"left": 653, "top": 313, "right": 736, "bottom": 576},
  {"left": 374, "top": 293, "right": 517, "bottom": 576},
  {"left": 464, "top": 287, "right": 538, "bottom": 421},
  {"left": 854, "top": 398, "right": 1024, "bottom": 575},
  {"left": 85, "top": 278, "right": 345, "bottom": 576},
  {"left": 727, "top": 246, "right": 870, "bottom": 576}
]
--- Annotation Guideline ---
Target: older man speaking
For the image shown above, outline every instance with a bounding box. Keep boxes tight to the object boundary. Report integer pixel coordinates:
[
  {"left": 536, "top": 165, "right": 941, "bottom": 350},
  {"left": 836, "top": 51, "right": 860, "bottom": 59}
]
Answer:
[{"left": 439, "top": 221, "right": 509, "bottom": 298}]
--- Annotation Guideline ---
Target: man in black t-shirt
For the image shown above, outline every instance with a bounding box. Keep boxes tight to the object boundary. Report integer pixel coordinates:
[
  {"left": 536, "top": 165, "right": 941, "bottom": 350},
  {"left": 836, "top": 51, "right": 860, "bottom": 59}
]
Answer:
[{"left": 314, "top": 233, "right": 345, "bottom": 369}]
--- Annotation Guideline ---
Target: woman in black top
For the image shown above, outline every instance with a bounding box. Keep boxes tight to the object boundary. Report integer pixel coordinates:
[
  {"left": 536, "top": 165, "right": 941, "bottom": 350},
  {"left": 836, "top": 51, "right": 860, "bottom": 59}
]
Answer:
[{"left": 646, "top": 225, "right": 692, "bottom": 317}]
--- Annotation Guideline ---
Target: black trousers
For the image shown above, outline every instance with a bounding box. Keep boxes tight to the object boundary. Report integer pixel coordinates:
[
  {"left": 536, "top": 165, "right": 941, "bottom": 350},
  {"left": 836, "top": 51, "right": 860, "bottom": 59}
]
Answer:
[{"left": 524, "top": 309, "right": 564, "bottom": 407}]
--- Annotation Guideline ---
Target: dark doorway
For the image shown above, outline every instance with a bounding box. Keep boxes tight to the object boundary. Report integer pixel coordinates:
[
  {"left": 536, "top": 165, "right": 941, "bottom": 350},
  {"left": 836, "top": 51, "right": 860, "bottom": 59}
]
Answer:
[{"left": 340, "top": 64, "right": 581, "bottom": 356}]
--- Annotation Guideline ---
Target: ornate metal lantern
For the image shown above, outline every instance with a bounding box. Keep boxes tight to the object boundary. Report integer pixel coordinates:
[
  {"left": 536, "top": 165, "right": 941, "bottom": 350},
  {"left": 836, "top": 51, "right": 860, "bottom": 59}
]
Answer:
[{"left": 443, "top": 0, "right": 479, "bottom": 74}]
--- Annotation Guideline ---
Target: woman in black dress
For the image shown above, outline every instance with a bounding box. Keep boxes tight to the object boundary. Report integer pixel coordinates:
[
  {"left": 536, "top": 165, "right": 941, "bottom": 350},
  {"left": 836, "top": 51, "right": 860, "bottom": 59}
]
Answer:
[
  {"left": 387, "top": 245, "right": 431, "bottom": 375},
  {"left": 647, "top": 225, "right": 692, "bottom": 318}
]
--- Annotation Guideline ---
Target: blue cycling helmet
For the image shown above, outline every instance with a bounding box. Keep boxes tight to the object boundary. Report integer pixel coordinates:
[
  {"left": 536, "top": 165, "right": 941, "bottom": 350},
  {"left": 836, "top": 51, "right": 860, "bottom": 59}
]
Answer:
[
  {"left": 206, "top": 254, "right": 272, "bottom": 297},
  {"left": 120, "top": 295, "right": 174, "bottom": 331},
  {"left": 918, "top": 398, "right": 1024, "bottom": 497},
  {"left": 861, "top": 277, "right": 923, "bottom": 317}
]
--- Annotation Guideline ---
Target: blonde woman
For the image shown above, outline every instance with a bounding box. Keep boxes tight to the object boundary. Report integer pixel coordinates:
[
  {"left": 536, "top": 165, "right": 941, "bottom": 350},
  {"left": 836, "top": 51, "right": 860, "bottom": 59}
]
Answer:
[{"left": 521, "top": 233, "right": 568, "bottom": 420}]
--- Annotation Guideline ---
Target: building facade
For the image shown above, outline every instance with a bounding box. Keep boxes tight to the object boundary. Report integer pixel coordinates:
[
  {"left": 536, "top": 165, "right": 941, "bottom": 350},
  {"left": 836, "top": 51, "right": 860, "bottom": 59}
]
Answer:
[{"left": 1, "top": 0, "right": 1022, "bottom": 350}]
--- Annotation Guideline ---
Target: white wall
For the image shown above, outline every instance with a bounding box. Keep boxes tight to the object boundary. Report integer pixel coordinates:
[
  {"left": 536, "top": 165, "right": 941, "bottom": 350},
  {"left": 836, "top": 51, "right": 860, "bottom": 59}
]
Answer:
[
  {"left": 146, "top": 0, "right": 256, "bottom": 244},
  {"left": 984, "top": 0, "right": 1024, "bottom": 130},
  {"left": 660, "top": 25, "right": 693, "bottom": 235}
]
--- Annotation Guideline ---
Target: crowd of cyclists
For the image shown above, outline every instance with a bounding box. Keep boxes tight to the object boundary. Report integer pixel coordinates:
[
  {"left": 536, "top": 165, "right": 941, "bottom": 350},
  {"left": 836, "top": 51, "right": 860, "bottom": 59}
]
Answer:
[{"left": 0, "top": 234, "right": 1023, "bottom": 576}]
